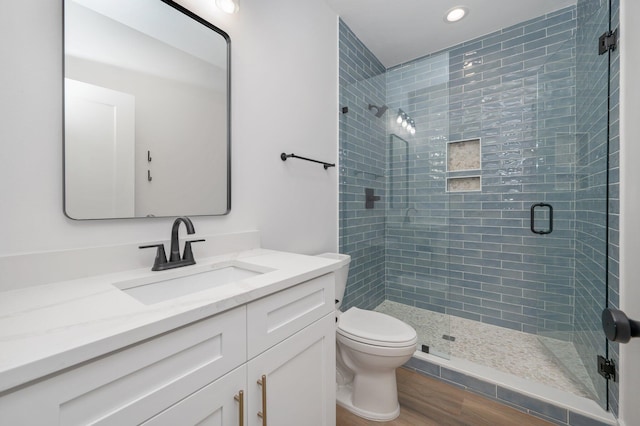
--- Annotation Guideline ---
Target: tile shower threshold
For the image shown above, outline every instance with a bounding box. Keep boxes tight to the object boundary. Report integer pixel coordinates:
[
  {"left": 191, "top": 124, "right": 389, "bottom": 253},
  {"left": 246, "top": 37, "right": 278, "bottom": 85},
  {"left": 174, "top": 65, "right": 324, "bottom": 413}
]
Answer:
[{"left": 409, "top": 352, "right": 617, "bottom": 425}]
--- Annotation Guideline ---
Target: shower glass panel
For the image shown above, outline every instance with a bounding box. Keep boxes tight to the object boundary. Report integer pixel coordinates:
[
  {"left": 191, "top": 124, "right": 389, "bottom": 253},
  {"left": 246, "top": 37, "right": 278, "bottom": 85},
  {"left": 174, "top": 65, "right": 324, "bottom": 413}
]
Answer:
[
  {"left": 338, "top": 21, "right": 453, "bottom": 356},
  {"left": 382, "top": 53, "right": 452, "bottom": 359}
]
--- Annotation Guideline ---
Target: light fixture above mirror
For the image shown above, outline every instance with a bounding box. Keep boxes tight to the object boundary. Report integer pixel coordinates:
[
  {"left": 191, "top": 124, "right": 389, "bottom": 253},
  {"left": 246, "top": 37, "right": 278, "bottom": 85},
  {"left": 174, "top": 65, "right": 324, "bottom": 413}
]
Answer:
[{"left": 216, "top": 0, "right": 239, "bottom": 14}]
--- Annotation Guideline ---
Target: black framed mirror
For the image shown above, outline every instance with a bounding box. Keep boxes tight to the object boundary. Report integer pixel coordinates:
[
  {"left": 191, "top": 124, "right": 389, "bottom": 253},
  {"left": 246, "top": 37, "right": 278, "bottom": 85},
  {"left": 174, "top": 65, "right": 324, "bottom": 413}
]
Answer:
[{"left": 63, "top": 0, "right": 230, "bottom": 219}]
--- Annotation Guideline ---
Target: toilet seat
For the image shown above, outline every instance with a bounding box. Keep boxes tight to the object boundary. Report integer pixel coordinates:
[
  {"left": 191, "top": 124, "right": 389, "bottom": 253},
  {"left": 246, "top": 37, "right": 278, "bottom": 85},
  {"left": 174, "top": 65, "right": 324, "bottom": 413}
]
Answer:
[{"left": 337, "top": 307, "right": 417, "bottom": 347}]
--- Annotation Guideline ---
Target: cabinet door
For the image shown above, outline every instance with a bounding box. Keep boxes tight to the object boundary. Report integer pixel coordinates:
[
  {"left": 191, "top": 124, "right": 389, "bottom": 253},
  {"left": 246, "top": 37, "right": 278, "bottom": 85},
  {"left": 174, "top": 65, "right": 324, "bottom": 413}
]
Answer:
[
  {"left": 247, "top": 314, "right": 335, "bottom": 426},
  {"left": 142, "top": 365, "right": 247, "bottom": 426}
]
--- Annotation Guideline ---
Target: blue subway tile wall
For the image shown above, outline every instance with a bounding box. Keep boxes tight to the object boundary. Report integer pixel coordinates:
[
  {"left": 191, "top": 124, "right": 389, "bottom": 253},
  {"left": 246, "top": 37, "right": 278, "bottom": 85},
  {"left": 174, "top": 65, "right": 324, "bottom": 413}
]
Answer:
[
  {"left": 385, "top": 7, "right": 579, "bottom": 335},
  {"left": 338, "top": 19, "right": 387, "bottom": 310}
]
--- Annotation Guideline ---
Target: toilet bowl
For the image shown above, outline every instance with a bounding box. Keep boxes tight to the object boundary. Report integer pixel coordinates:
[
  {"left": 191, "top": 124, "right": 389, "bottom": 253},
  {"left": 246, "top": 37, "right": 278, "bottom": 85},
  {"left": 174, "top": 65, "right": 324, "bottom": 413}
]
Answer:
[
  {"left": 336, "top": 307, "right": 417, "bottom": 420},
  {"left": 316, "top": 253, "right": 417, "bottom": 422}
]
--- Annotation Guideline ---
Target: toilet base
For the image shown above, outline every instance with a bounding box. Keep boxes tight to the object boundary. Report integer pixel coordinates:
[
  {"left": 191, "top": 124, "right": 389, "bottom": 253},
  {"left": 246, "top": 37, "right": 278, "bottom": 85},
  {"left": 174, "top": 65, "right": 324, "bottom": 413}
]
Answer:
[{"left": 336, "top": 383, "right": 400, "bottom": 422}]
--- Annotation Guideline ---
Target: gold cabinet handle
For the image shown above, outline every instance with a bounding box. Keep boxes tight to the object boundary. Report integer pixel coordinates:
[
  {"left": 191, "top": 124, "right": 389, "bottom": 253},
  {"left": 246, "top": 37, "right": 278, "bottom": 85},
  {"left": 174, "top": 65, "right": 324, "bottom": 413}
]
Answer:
[
  {"left": 256, "top": 375, "right": 267, "bottom": 426},
  {"left": 234, "top": 390, "right": 244, "bottom": 426}
]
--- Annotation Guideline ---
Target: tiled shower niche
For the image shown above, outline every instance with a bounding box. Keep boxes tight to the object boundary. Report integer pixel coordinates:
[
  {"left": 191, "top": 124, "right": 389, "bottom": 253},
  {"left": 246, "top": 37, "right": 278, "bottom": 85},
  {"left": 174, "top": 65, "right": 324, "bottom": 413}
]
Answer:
[
  {"left": 447, "top": 139, "right": 481, "bottom": 172},
  {"left": 446, "top": 139, "right": 481, "bottom": 192}
]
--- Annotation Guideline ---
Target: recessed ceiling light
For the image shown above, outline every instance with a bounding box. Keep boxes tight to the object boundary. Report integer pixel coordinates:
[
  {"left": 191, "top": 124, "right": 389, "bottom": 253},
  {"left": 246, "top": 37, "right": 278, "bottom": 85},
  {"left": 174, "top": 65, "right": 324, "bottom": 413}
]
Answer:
[{"left": 445, "top": 6, "right": 468, "bottom": 23}]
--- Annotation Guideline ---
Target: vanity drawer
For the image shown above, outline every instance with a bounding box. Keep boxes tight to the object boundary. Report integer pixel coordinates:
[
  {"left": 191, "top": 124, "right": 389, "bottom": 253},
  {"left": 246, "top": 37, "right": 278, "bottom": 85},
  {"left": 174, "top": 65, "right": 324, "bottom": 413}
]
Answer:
[
  {"left": 247, "top": 273, "right": 335, "bottom": 359},
  {"left": 55, "top": 306, "right": 246, "bottom": 425}
]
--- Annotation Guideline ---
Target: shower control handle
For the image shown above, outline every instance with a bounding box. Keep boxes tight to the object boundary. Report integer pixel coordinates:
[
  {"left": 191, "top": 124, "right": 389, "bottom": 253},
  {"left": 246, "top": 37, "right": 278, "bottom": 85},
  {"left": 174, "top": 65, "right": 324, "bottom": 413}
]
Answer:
[
  {"left": 365, "top": 188, "right": 381, "bottom": 209},
  {"left": 602, "top": 308, "right": 640, "bottom": 343}
]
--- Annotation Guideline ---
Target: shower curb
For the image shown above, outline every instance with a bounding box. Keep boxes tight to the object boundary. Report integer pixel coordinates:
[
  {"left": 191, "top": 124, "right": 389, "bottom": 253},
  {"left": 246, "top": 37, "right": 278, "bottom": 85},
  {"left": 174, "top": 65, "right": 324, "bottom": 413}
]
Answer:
[{"left": 404, "top": 355, "right": 617, "bottom": 426}]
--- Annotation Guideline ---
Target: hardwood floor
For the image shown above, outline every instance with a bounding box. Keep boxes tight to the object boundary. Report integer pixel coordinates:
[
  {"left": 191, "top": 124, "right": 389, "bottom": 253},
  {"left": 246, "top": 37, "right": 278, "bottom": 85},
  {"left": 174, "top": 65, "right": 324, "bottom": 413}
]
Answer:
[{"left": 336, "top": 368, "right": 553, "bottom": 426}]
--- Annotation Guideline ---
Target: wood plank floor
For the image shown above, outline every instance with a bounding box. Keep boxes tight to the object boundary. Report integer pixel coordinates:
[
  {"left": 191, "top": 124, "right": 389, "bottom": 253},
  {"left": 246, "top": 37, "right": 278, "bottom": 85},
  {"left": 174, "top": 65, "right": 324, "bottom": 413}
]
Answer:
[{"left": 336, "top": 368, "right": 553, "bottom": 426}]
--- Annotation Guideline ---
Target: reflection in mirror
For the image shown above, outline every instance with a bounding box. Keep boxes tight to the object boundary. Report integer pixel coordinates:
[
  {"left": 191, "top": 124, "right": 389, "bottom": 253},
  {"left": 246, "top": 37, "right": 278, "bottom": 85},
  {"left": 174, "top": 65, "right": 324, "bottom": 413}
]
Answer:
[{"left": 64, "top": 0, "right": 230, "bottom": 219}]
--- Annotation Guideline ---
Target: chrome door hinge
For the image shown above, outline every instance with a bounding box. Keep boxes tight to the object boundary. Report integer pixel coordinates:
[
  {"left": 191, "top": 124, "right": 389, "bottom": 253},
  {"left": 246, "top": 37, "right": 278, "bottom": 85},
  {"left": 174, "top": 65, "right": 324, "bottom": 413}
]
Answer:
[
  {"left": 599, "top": 28, "right": 618, "bottom": 55},
  {"left": 597, "top": 355, "right": 616, "bottom": 381}
]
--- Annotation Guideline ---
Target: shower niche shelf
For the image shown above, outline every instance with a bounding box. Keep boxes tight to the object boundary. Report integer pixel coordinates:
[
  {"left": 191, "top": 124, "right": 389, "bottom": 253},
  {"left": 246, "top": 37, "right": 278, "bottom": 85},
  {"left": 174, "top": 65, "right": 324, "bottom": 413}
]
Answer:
[
  {"left": 447, "top": 139, "right": 480, "bottom": 172},
  {"left": 447, "top": 176, "right": 481, "bottom": 192}
]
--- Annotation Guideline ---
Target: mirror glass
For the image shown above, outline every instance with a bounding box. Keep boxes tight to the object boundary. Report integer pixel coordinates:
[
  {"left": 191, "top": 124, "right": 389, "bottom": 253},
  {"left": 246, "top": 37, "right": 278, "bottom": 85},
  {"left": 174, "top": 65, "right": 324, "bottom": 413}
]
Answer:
[
  {"left": 389, "top": 133, "right": 409, "bottom": 209},
  {"left": 64, "top": 0, "right": 230, "bottom": 219}
]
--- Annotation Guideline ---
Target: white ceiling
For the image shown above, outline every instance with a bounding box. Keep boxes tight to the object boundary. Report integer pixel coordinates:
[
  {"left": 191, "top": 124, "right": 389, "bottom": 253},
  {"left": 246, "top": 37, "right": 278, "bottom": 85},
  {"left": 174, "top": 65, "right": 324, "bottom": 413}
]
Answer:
[{"left": 325, "top": 0, "right": 576, "bottom": 68}]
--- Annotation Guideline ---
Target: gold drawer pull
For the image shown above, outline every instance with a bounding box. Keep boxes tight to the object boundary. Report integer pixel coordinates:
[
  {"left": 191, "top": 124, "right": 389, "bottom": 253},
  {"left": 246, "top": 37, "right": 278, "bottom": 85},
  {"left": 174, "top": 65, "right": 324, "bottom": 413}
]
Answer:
[
  {"left": 234, "top": 390, "right": 244, "bottom": 426},
  {"left": 257, "top": 375, "right": 267, "bottom": 426}
]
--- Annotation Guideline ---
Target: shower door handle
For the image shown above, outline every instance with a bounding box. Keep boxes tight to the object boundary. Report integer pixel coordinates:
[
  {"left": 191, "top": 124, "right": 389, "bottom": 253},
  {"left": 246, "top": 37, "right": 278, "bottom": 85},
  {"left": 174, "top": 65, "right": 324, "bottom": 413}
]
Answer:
[
  {"left": 530, "top": 203, "right": 553, "bottom": 235},
  {"left": 602, "top": 308, "right": 640, "bottom": 343}
]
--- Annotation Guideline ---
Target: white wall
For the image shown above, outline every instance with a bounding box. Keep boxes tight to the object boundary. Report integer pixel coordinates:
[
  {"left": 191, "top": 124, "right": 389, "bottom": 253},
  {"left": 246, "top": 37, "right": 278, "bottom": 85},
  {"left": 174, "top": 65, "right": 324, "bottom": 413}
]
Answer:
[
  {"left": 0, "top": 0, "right": 338, "bottom": 259},
  {"left": 619, "top": 1, "right": 640, "bottom": 424}
]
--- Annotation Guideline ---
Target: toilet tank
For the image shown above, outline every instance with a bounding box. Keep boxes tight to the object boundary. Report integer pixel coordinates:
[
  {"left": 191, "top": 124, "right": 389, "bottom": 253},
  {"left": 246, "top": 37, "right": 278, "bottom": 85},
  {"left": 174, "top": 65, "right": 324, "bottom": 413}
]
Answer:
[{"left": 316, "top": 253, "right": 350, "bottom": 310}]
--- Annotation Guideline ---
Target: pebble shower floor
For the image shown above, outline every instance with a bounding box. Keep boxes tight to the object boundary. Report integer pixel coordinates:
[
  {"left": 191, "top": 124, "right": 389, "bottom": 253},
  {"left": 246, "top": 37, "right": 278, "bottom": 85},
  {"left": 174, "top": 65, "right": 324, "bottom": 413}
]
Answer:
[{"left": 375, "top": 300, "right": 596, "bottom": 399}]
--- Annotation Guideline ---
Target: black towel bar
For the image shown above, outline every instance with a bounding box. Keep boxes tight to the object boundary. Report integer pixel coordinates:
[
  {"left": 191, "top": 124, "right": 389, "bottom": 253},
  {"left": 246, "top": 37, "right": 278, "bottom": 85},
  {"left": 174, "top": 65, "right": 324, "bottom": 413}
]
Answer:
[{"left": 280, "top": 153, "right": 335, "bottom": 170}]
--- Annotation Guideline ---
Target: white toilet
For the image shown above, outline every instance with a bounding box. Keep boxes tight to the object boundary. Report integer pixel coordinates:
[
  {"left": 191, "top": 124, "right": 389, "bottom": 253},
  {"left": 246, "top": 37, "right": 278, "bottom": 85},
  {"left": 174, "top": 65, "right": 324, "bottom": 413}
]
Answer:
[{"left": 317, "top": 253, "right": 417, "bottom": 422}]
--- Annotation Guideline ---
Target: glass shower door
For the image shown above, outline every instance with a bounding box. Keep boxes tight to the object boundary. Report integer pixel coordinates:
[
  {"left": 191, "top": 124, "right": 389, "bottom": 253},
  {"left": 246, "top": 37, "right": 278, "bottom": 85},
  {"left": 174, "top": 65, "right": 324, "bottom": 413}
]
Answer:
[{"left": 533, "top": 0, "right": 612, "bottom": 408}]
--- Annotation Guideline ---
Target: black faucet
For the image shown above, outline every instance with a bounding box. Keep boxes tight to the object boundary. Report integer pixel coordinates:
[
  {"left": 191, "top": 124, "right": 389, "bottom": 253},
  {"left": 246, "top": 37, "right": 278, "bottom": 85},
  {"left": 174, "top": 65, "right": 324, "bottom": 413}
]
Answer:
[
  {"left": 139, "top": 216, "right": 205, "bottom": 271},
  {"left": 169, "top": 217, "right": 194, "bottom": 261}
]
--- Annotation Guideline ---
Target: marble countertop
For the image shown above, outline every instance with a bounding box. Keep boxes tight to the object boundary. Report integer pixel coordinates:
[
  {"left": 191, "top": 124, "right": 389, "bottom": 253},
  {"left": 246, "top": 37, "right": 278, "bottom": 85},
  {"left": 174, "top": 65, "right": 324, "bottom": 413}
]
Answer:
[{"left": 0, "top": 248, "right": 341, "bottom": 393}]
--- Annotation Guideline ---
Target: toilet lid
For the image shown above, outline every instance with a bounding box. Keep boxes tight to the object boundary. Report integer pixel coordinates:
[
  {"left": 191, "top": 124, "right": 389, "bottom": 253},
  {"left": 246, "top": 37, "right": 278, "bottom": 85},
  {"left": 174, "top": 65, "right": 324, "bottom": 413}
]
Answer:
[{"left": 337, "top": 307, "right": 417, "bottom": 347}]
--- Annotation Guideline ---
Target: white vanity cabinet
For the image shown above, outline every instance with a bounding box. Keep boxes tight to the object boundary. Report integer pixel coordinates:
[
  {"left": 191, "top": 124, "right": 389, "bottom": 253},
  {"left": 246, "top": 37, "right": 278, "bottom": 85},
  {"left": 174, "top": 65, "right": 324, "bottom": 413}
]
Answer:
[
  {"left": 0, "top": 272, "right": 336, "bottom": 426},
  {"left": 146, "top": 272, "right": 336, "bottom": 426}
]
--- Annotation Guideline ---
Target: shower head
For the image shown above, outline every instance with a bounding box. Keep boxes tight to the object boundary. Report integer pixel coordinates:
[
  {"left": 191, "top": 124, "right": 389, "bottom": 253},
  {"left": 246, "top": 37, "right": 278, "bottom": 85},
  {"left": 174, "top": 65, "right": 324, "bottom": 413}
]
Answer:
[{"left": 368, "top": 103, "right": 389, "bottom": 118}]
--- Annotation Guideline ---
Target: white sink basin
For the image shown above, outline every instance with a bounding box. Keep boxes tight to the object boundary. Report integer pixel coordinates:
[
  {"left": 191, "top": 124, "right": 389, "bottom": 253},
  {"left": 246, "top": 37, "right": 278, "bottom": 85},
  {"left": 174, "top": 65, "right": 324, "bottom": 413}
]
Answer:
[{"left": 114, "top": 262, "right": 267, "bottom": 305}]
